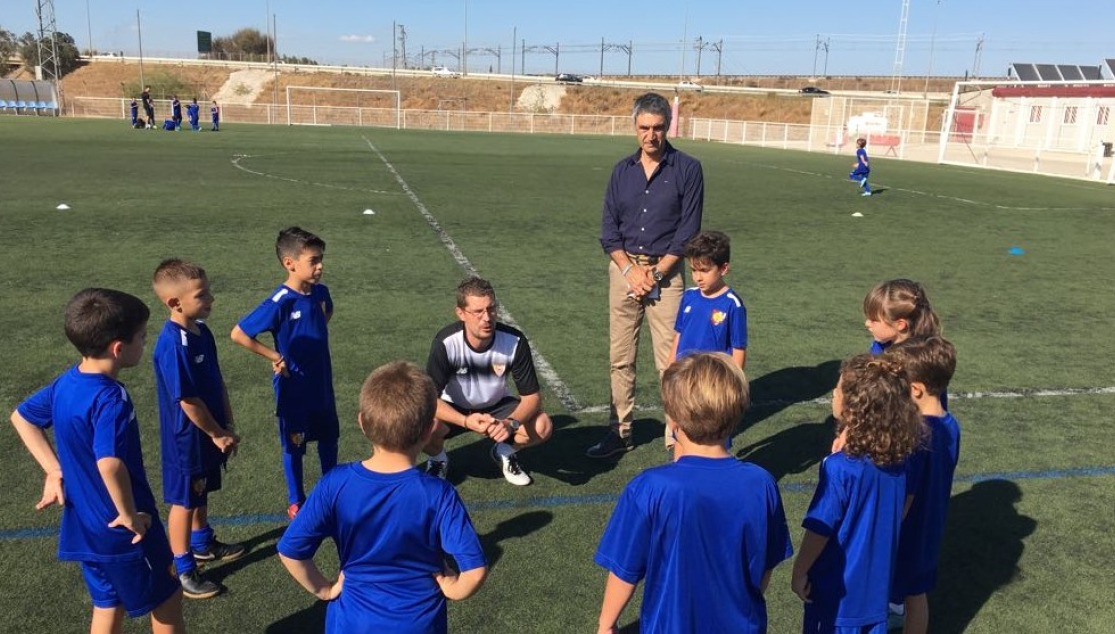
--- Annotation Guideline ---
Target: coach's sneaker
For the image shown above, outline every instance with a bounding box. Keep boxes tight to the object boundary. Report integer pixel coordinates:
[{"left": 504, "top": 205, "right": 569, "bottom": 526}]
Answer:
[
  {"left": 193, "top": 539, "right": 247, "bottom": 563},
  {"left": 585, "top": 429, "right": 634, "bottom": 458},
  {"left": 179, "top": 569, "right": 221, "bottom": 600},
  {"left": 425, "top": 458, "right": 449, "bottom": 480},
  {"left": 490, "top": 444, "right": 532, "bottom": 486}
]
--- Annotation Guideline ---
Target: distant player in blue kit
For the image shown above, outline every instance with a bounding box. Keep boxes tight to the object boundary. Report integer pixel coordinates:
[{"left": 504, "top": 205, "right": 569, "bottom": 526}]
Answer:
[
  {"left": 595, "top": 353, "right": 792, "bottom": 634},
  {"left": 210, "top": 100, "right": 220, "bottom": 131},
  {"left": 882, "top": 336, "right": 960, "bottom": 634},
  {"left": 187, "top": 98, "right": 200, "bottom": 131},
  {"left": 152, "top": 259, "right": 245, "bottom": 601},
  {"left": 278, "top": 360, "right": 487, "bottom": 634},
  {"left": 232, "top": 226, "right": 338, "bottom": 519},
  {"left": 849, "top": 137, "right": 872, "bottom": 196},
  {"left": 130, "top": 98, "right": 139, "bottom": 127},
  {"left": 10, "top": 288, "right": 185, "bottom": 633},
  {"left": 791, "top": 354, "right": 922, "bottom": 634},
  {"left": 170, "top": 96, "right": 182, "bottom": 130}
]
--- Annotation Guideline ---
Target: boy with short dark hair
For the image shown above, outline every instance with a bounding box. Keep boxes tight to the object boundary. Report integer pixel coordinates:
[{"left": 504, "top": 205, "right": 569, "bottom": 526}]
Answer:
[
  {"left": 670, "top": 230, "right": 748, "bottom": 369},
  {"left": 882, "top": 336, "right": 960, "bottom": 634},
  {"left": 152, "top": 259, "right": 245, "bottom": 600},
  {"left": 170, "top": 96, "right": 182, "bottom": 131},
  {"left": 10, "top": 288, "right": 185, "bottom": 633},
  {"left": 278, "top": 361, "right": 487, "bottom": 634},
  {"left": 594, "top": 352, "right": 792, "bottom": 634},
  {"left": 231, "top": 226, "right": 338, "bottom": 519},
  {"left": 210, "top": 100, "right": 220, "bottom": 131}
]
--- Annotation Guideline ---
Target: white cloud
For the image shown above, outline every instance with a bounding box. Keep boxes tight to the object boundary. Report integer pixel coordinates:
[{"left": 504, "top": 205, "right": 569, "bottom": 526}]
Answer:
[{"left": 339, "top": 35, "right": 375, "bottom": 43}]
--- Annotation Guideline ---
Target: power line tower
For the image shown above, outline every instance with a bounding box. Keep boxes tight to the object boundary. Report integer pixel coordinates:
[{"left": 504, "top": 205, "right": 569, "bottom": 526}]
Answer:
[
  {"left": 35, "top": 0, "right": 62, "bottom": 111},
  {"left": 890, "top": 0, "right": 910, "bottom": 94}
]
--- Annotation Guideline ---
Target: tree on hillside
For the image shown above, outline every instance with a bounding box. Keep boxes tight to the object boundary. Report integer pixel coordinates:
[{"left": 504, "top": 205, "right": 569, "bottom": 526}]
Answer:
[
  {"left": 211, "top": 28, "right": 274, "bottom": 62},
  {"left": 17, "top": 30, "right": 80, "bottom": 78},
  {"left": 0, "top": 26, "right": 17, "bottom": 74},
  {"left": 280, "top": 54, "right": 318, "bottom": 66}
]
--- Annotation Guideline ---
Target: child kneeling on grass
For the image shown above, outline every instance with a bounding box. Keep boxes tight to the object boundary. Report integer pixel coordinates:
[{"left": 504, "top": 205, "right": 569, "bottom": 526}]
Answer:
[
  {"left": 277, "top": 361, "right": 487, "bottom": 634},
  {"left": 594, "top": 352, "right": 792, "bottom": 634}
]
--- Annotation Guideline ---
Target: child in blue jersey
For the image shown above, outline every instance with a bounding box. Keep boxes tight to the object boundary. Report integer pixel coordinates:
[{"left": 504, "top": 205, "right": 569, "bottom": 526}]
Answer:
[
  {"left": 791, "top": 354, "right": 922, "bottom": 634},
  {"left": 881, "top": 336, "right": 960, "bottom": 634},
  {"left": 170, "top": 96, "right": 182, "bottom": 130},
  {"left": 669, "top": 231, "right": 748, "bottom": 369},
  {"left": 10, "top": 288, "right": 185, "bottom": 633},
  {"left": 850, "top": 137, "right": 872, "bottom": 196},
  {"left": 863, "top": 278, "right": 946, "bottom": 410},
  {"left": 210, "top": 100, "right": 220, "bottom": 131},
  {"left": 595, "top": 353, "right": 792, "bottom": 634},
  {"left": 232, "top": 226, "right": 338, "bottom": 519},
  {"left": 130, "top": 98, "right": 139, "bottom": 127},
  {"left": 152, "top": 259, "right": 246, "bottom": 601},
  {"left": 187, "top": 98, "right": 200, "bottom": 131},
  {"left": 278, "top": 361, "right": 487, "bottom": 634}
]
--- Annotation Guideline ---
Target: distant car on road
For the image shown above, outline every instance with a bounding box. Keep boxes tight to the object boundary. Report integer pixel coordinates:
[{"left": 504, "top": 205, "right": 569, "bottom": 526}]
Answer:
[
  {"left": 431, "top": 66, "right": 460, "bottom": 78},
  {"left": 676, "top": 81, "right": 703, "bottom": 92},
  {"left": 555, "top": 73, "right": 583, "bottom": 83},
  {"left": 799, "top": 86, "right": 830, "bottom": 95}
]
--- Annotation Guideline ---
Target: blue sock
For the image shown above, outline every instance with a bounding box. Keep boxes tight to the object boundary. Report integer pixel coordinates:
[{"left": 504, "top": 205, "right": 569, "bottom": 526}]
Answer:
[
  {"left": 174, "top": 552, "right": 197, "bottom": 575},
  {"left": 190, "top": 525, "right": 215, "bottom": 551},
  {"left": 318, "top": 439, "right": 338, "bottom": 475},
  {"left": 282, "top": 451, "right": 305, "bottom": 505}
]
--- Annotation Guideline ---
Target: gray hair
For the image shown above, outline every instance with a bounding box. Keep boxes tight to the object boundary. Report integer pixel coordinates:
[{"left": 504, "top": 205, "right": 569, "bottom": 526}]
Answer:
[{"left": 632, "top": 92, "right": 671, "bottom": 131}]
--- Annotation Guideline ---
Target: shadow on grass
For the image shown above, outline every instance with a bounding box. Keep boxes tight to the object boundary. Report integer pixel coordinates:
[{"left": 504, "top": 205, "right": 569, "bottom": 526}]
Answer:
[
  {"left": 736, "top": 417, "right": 835, "bottom": 482},
  {"left": 265, "top": 599, "right": 326, "bottom": 634},
  {"left": 618, "top": 619, "right": 640, "bottom": 633},
  {"left": 480, "top": 509, "right": 553, "bottom": 569},
  {"left": 930, "top": 479, "right": 1037, "bottom": 634},
  {"left": 527, "top": 415, "right": 665, "bottom": 486},
  {"left": 206, "top": 525, "right": 285, "bottom": 585}
]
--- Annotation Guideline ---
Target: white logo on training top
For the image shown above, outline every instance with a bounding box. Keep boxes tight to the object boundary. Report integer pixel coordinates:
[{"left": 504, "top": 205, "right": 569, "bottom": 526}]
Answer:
[
  {"left": 194, "top": 355, "right": 205, "bottom": 364},
  {"left": 684, "top": 306, "right": 692, "bottom": 314},
  {"left": 291, "top": 311, "right": 302, "bottom": 320}
]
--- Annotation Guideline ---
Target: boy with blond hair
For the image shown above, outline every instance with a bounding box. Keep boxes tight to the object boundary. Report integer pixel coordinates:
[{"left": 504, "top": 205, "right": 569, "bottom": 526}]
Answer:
[
  {"left": 152, "top": 259, "right": 245, "bottom": 600},
  {"left": 10, "top": 288, "right": 185, "bottom": 633},
  {"left": 882, "top": 336, "right": 960, "bottom": 634},
  {"left": 594, "top": 352, "right": 792, "bottom": 634},
  {"left": 278, "top": 361, "right": 487, "bottom": 634}
]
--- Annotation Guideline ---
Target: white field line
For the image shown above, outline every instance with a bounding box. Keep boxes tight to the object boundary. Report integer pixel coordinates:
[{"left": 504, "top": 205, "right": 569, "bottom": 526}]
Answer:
[
  {"left": 231, "top": 154, "right": 395, "bottom": 195},
  {"left": 736, "top": 160, "right": 1115, "bottom": 212},
  {"left": 573, "top": 385, "right": 1115, "bottom": 415},
  {"left": 361, "top": 136, "right": 581, "bottom": 412}
]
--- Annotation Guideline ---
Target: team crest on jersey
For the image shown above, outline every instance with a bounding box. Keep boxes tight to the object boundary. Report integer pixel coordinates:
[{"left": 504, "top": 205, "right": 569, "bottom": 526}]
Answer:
[
  {"left": 492, "top": 362, "right": 507, "bottom": 377},
  {"left": 711, "top": 310, "right": 727, "bottom": 326},
  {"left": 289, "top": 432, "right": 305, "bottom": 447},
  {"left": 191, "top": 477, "right": 207, "bottom": 496},
  {"left": 194, "top": 354, "right": 205, "bottom": 364},
  {"left": 291, "top": 310, "right": 302, "bottom": 320}
]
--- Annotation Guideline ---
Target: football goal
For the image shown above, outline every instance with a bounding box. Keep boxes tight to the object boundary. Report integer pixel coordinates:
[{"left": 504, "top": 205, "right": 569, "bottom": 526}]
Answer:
[
  {"left": 285, "top": 86, "right": 401, "bottom": 129},
  {"left": 938, "top": 79, "right": 1115, "bottom": 182}
]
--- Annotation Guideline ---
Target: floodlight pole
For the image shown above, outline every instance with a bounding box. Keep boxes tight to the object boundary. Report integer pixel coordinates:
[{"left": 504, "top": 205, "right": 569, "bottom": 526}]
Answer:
[
  {"left": 136, "top": 9, "right": 145, "bottom": 93},
  {"left": 924, "top": 0, "right": 942, "bottom": 97},
  {"left": 510, "top": 27, "right": 516, "bottom": 112},
  {"left": 890, "top": 0, "right": 910, "bottom": 94},
  {"left": 85, "top": 0, "right": 93, "bottom": 56}
]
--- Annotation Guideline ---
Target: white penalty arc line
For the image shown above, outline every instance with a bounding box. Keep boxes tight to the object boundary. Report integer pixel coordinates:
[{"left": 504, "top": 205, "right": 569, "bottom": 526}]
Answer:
[
  {"left": 361, "top": 135, "right": 582, "bottom": 413},
  {"left": 230, "top": 155, "right": 396, "bottom": 195},
  {"left": 573, "top": 385, "right": 1115, "bottom": 415}
]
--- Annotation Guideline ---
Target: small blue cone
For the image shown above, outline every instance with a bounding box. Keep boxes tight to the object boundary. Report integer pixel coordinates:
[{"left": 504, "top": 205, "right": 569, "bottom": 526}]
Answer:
[{"left": 1008, "top": 247, "right": 1025, "bottom": 255}]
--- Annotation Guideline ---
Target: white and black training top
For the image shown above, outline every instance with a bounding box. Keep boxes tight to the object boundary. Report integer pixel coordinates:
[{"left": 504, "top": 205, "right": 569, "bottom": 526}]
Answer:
[{"left": 426, "top": 322, "right": 540, "bottom": 411}]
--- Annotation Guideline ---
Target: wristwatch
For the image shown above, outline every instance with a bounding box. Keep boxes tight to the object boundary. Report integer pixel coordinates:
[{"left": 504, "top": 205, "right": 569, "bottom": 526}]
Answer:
[
  {"left": 651, "top": 268, "right": 664, "bottom": 283},
  {"left": 506, "top": 418, "right": 522, "bottom": 431}
]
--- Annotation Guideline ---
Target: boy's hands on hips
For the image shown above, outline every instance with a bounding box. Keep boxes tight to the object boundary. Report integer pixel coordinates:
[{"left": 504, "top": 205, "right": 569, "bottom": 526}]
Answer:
[
  {"left": 36, "top": 470, "right": 65, "bottom": 510},
  {"left": 108, "top": 511, "right": 151, "bottom": 544}
]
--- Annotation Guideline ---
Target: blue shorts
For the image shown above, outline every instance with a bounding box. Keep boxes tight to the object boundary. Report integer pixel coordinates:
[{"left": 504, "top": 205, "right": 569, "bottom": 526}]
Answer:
[
  {"left": 163, "top": 465, "right": 223, "bottom": 508},
  {"left": 80, "top": 523, "right": 180, "bottom": 617},
  {"left": 802, "top": 618, "right": 886, "bottom": 634},
  {"left": 849, "top": 169, "right": 870, "bottom": 181},
  {"left": 278, "top": 410, "right": 340, "bottom": 454}
]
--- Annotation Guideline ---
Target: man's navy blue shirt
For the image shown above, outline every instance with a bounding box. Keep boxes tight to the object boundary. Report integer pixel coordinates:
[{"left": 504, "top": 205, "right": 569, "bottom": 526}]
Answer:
[{"left": 600, "top": 141, "right": 704, "bottom": 258}]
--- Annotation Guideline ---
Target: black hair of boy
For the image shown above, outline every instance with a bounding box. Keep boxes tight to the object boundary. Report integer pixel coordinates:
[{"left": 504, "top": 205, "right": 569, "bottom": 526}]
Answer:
[
  {"left": 64, "top": 288, "right": 150, "bottom": 357},
  {"left": 684, "top": 231, "right": 731, "bottom": 267},
  {"left": 885, "top": 335, "right": 957, "bottom": 397},
  {"left": 275, "top": 226, "right": 326, "bottom": 263}
]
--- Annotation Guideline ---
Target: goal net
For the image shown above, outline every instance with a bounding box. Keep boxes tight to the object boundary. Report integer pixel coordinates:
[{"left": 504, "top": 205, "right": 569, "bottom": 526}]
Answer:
[
  {"left": 938, "top": 79, "right": 1115, "bottom": 182},
  {"left": 285, "top": 87, "right": 401, "bottom": 129}
]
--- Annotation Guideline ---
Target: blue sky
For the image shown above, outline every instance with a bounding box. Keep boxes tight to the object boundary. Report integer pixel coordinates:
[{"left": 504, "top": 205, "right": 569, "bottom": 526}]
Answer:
[{"left": 7, "top": 1, "right": 1113, "bottom": 77}]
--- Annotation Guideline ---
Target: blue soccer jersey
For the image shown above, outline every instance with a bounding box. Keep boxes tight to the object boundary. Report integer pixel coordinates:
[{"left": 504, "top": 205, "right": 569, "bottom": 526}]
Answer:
[
  {"left": 894, "top": 413, "right": 961, "bottom": 597},
  {"left": 152, "top": 320, "right": 229, "bottom": 478},
  {"left": 802, "top": 452, "right": 906, "bottom": 629},
  {"left": 237, "top": 284, "right": 338, "bottom": 440},
  {"left": 595, "top": 457, "right": 792, "bottom": 634},
  {"left": 16, "top": 367, "right": 161, "bottom": 562},
  {"left": 277, "top": 463, "right": 486, "bottom": 634},
  {"left": 852, "top": 148, "right": 870, "bottom": 177},
  {"left": 674, "top": 286, "right": 748, "bottom": 359},
  {"left": 187, "top": 103, "right": 199, "bottom": 124}
]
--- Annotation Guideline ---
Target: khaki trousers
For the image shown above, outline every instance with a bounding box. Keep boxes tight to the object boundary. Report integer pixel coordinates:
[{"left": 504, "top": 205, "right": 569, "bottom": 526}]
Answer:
[{"left": 608, "top": 259, "right": 683, "bottom": 436}]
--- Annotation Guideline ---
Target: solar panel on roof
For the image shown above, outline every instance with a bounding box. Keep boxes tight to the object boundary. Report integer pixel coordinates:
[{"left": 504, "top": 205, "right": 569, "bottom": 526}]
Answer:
[
  {"left": 1058, "top": 65, "right": 1084, "bottom": 81},
  {"left": 1097, "top": 60, "right": 1114, "bottom": 79},
  {"left": 1012, "top": 63, "right": 1040, "bottom": 81},
  {"left": 1035, "top": 64, "right": 1062, "bottom": 81},
  {"left": 1080, "top": 66, "right": 1102, "bottom": 80}
]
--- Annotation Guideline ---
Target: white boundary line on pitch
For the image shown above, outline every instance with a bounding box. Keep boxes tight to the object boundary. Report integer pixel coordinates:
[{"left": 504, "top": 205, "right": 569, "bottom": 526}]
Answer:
[
  {"left": 230, "top": 154, "right": 396, "bottom": 195},
  {"left": 736, "top": 160, "right": 1115, "bottom": 212},
  {"left": 361, "top": 135, "right": 582, "bottom": 412},
  {"left": 573, "top": 385, "right": 1115, "bottom": 415}
]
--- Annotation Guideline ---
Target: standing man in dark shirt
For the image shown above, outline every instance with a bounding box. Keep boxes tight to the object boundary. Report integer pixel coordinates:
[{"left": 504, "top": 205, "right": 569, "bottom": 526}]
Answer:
[
  {"left": 141, "top": 85, "right": 155, "bottom": 129},
  {"left": 423, "top": 277, "right": 553, "bottom": 486},
  {"left": 587, "top": 92, "right": 704, "bottom": 459}
]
